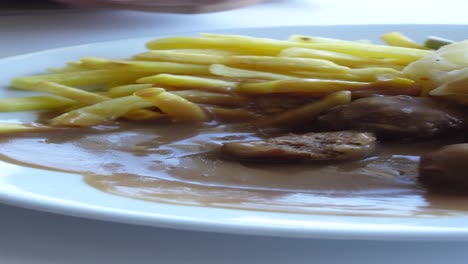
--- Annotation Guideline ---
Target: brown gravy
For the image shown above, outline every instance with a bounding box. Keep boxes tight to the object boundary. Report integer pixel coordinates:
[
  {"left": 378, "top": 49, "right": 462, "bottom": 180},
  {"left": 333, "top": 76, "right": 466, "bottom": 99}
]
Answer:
[{"left": 0, "top": 122, "right": 467, "bottom": 217}]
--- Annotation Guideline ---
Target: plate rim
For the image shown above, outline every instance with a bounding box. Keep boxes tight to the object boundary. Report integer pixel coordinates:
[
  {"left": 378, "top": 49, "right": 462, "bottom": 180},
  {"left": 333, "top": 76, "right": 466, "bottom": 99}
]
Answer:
[
  {"left": 2, "top": 24, "right": 468, "bottom": 241},
  {"left": 2, "top": 180, "right": 468, "bottom": 241}
]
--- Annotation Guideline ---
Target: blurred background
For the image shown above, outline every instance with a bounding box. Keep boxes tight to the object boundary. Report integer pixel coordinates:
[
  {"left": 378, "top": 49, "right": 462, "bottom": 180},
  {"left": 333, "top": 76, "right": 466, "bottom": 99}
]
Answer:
[{"left": 2, "top": 0, "right": 467, "bottom": 58}]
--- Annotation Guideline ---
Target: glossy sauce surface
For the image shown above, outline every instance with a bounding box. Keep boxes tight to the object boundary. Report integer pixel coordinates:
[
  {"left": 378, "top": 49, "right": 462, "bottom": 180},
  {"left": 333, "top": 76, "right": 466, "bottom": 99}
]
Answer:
[{"left": 0, "top": 122, "right": 467, "bottom": 217}]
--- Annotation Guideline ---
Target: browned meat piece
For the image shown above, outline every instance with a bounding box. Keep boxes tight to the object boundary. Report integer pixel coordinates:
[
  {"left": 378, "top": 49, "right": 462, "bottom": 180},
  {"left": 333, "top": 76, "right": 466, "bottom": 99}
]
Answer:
[
  {"left": 221, "top": 131, "right": 376, "bottom": 162},
  {"left": 419, "top": 144, "right": 468, "bottom": 193},
  {"left": 319, "top": 95, "right": 466, "bottom": 138}
]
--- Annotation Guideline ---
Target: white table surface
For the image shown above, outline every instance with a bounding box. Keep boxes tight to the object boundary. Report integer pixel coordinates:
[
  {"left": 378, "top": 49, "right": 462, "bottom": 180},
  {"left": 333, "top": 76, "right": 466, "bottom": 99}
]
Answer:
[{"left": 2, "top": 0, "right": 468, "bottom": 263}]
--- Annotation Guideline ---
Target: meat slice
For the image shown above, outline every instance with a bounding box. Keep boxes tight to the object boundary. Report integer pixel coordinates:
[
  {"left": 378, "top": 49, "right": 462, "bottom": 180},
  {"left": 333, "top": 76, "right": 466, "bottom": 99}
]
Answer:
[
  {"left": 221, "top": 131, "right": 376, "bottom": 162},
  {"left": 419, "top": 144, "right": 468, "bottom": 193},
  {"left": 319, "top": 95, "right": 466, "bottom": 138}
]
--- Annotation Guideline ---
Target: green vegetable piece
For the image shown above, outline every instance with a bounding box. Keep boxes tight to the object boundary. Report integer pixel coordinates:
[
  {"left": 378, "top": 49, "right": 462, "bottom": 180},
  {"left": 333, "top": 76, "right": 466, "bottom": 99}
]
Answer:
[{"left": 424, "top": 36, "right": 454, "bottom": 50}]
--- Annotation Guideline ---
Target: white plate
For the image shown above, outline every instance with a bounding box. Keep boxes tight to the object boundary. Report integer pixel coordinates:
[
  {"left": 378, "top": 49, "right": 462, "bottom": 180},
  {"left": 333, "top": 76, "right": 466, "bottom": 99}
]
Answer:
[{"left": 1, "top": 25, "right": 468, "bottom": 240}]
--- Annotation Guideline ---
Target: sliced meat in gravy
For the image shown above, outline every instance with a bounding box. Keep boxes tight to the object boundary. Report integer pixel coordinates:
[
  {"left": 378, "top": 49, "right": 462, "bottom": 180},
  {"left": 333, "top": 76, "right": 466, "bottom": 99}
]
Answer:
[
  {"left": 419, "top": 143, "right": 468, "bottom": 193},
  {"left": 221, "top": 131, "right": 376, "bottom": 162},
  {"left": 318, "top": 95, "right": 466, "bottom": 139}
]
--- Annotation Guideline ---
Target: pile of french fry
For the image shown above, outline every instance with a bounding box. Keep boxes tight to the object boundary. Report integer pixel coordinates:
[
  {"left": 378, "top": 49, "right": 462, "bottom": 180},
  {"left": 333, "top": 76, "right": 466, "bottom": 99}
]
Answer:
[{"left": 1, "top": 32, "right": 434, "bottom": 133}]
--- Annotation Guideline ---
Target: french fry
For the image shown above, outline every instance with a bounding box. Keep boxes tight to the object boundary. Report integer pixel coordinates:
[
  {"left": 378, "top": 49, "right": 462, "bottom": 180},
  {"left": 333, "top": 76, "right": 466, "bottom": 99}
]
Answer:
[
  {"left": 224, "top": 56, "right": 350, "bottom": 73},
  {"left": 148, "top": 34, "right": 339, "bottom": 56},
  {"left": 11, "top": 69, "right": 143, "bottom": 90},
  {"left": 287, "top": 34, "right": 365, "bottom": 44},
  {"left": 0, "top": 123, "right": 58, "bottom": 134},
  {"left": 147, "top": 34, "right": 431, "bottom": 64},
  {"left": 135, "top": 88, "right": 208, "bottom": 122},
  {"left": 79, "top": 57, "right": 211, "bottom": 75},
  {"left": 50, "top": 95, "right": 155, "bottom": 126},
  {"left": 352, "top": 78, "right": 420, "bottom": 98},
  {"left": 170, "top": 90, "right": 246, "bottom": 106},
  {"left": 235, "top": 79, "right": 369, "bottom": 95},
  {"left": 272, "top": 71, "right": 357, "bottom": 81},
  {"left": 144, "top": 35, "right": 251, "bottom": 52},
  {"left": 209, "top": 64, "right": 296, "bottom": 80},
  {"left": 133, "top": 50, "right": 224, "bottom": 65},
  {"left": 25, "top": 82, "right": 166, "bottom": 122},
  {"left": 28, "top": 81, "right": 108, "bottom": 105},
  {"left": 278, "top": 47, "right": 401, "bottom": 68},
  {"left": 258, "top": 91, "right": 351, "bottom": 127},
  {"left": 283, "top": 67, "right": 402, "bottom": 82},
  {"left": 0, "top": 95, "right": 75, "bottom": 112},
  {"left": 288, "top": 32, "right": 430, "bottom": 62},
  {"left": 122, "top": 109, "right": 165, "bottom": 121},
  {"left": 109, "top": 80, "right": 245, "bottom": 107},
  {"left": 380, "top": 32, "right": 428, "bottom": 50},
  {"left": 200, "top": 33, "right": 431, "bottom": 63},
  {"left": 137, "top": 74, "right": 237, "bottom": 93},
  {"left": 107, "top": 84, "right": 154, "bottom": 98},
  {"left": 365, "top": 77, "right": 416, "bottom": 88},
  {"left": 146, "top": 36, "right": 278, "bottom": 55},
  {"left": 168, "top": 49, "right": 241, "bottom": 56},
  {"left": 313, "top": 42, "right": 431, "bottom": 63},
  {"left": 19, "top": 81, "right": 166, "bottom": 124},
  {"left": 344, "top": 67, "right": 402, "bottom": 81}
]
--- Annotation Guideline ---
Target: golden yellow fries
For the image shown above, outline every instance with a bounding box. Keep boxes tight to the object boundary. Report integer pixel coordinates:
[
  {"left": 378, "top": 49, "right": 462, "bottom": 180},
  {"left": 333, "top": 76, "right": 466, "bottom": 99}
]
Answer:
[
  {"left": 380, "top": 32, "right": 429, "bottom": 50},
  {"left": 279, "top": 47, "right": 401, "bottom": 68},
  {"left": 224, "top": 56, "right": 350, "bottom": 73},
  {"left": 0, "top": 123, "right": 58, "bottom": 134},
  {"left": 135, "top": 88, "right": 208, "bottom": 122},
  {"left": 209, "top": 64, "right": 296, "bottom": 80},
  {"left": 133, "top": 50, "right": 224, "bottom": 65},
  {"left": 12, "top": 69, "right": 143, "bottom": 90},
  {"left": 50, "top": 95, "right": 156, "bottom": 126},
  {"left": 2, "top": 31, "right": 437, "bottom": 131},
  {"left": 79, "top": 57, "right": 211, "bottom": 75},
  {"left": 0, "top": 95, "right": 75, "bottom": 112},
  {"left": 137, "top": 74, "right": 237, "bottom": 93},
  {"left": 235, "top": 79, "right": 369, "bottom": 95},
  {"left": 30, "top": 81, "right": 108, "bottom": 105},
  {"left": 107, "top": 84, "right": 154, "bottom": 98}
]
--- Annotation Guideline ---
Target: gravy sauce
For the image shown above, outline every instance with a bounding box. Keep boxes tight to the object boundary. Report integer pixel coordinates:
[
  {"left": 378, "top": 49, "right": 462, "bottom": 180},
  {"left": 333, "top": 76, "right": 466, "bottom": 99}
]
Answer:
[{"left": 0, "top": 122, "right": 467, "bottom": 217}]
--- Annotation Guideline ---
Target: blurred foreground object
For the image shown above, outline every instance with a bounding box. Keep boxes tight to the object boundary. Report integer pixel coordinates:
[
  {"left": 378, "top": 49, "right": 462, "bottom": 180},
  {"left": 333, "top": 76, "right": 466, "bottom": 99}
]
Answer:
[{"left": 52, "top": 0, "right": 265, "bottom": 13}]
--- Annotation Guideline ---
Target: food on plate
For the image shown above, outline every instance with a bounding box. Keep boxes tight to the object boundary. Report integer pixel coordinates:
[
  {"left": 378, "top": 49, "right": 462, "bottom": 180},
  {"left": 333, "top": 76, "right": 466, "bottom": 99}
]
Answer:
[
  {"left": 403, "top": 40, "right": 468, "bottom": 97},
  {"left": 419, "top": 144, "right": 468, "bottom": 193},
  {"left": 380, "top": 32, "right": 429, "bottom": 50},
  {"left": 423, "top": 36, "right": 454, "bottom": 50},
  {"left": 1, "top": 31, "right": 468, "bottom": 216},
  {"left": 221, "top": 131, "right": 376, "bottom": 162}
]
